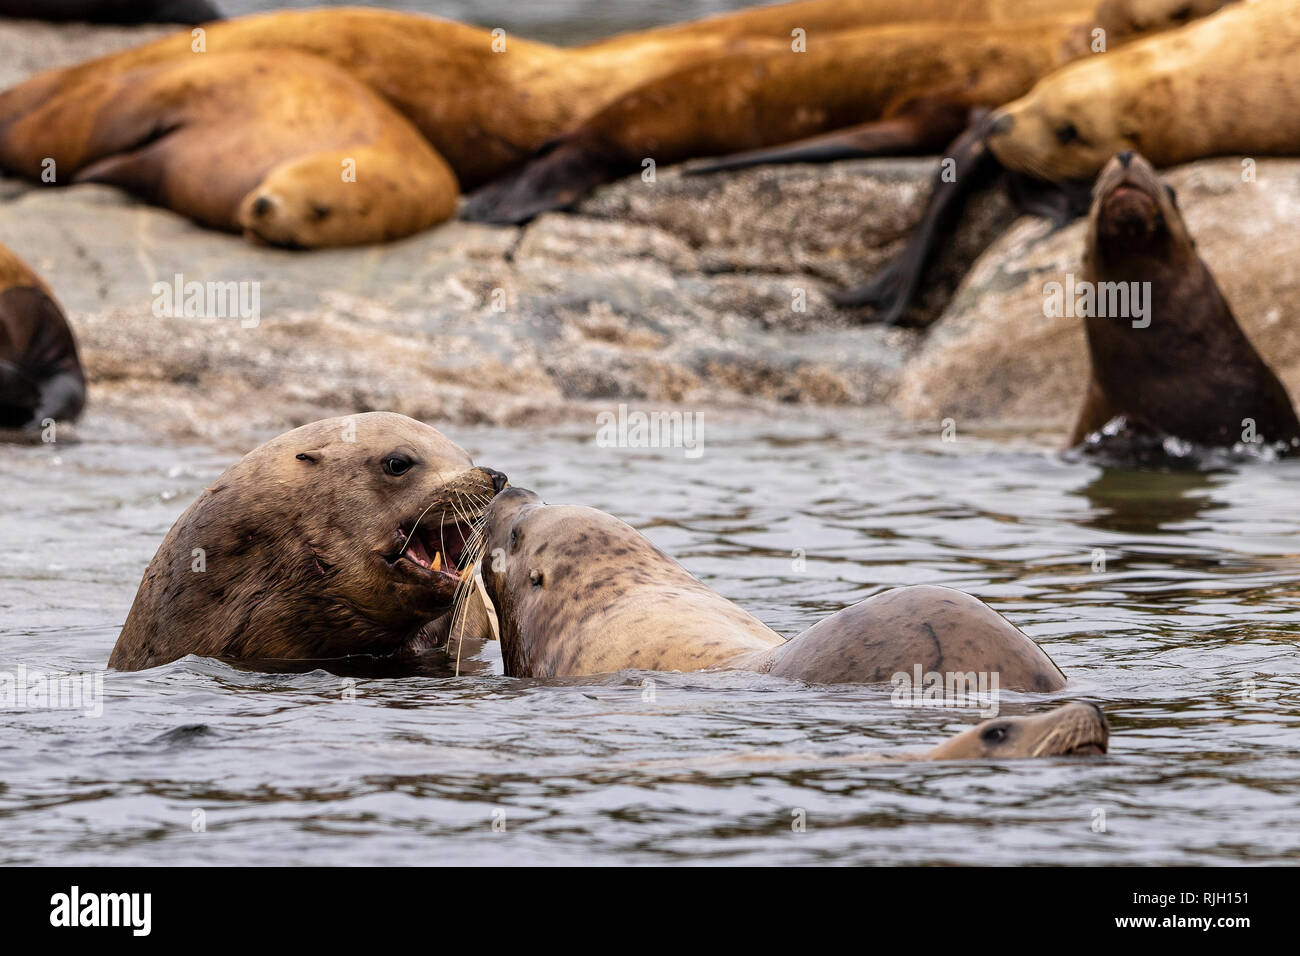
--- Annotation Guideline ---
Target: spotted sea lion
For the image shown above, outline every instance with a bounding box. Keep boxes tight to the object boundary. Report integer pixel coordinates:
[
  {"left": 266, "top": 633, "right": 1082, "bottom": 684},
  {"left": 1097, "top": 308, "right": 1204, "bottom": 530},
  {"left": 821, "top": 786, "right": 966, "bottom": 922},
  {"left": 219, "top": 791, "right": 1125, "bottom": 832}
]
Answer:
[
  {"left": 0, "top": 242, "right": 85, "bottom": 431},
  {"left": 1067, "top": 151, "right": 1300, "bottom": 454},
  {"left": 480, "top": 488, "right": 1067, "bottom": 691},
  {"left": 0, "top": 0, "right": 221, "bottom": 24},
  {"left": 987, "top": 0, "right": 1300, "bottom": 182},
  {"left": 109, "top": 413, "right": 508, "bottom": 673},
  {"left": 627, "top": 703, "right": 1109, "bottom": 768}
]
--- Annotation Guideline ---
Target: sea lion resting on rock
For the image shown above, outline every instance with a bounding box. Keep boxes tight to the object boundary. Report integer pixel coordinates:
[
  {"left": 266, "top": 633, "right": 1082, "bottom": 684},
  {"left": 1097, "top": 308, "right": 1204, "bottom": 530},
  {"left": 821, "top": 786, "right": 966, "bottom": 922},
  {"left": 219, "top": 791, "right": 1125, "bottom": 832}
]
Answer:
[
  {"left": 109, "top": 413, "right": 508, "bottom": 673},
  {"left": 480, "top": 488, "right": 1067, "bottom": 691},
  {"left": 987, "top": 0, "right": 1300, "bottom": 181},
  {"left": 0, "top": 2, "right": 1136, "bottom": 245},
  {"left": 1068, "top": 151, "right": 1300, "bottom": 455},
  {"left": 0, "top": 242, "right": 85, "bottom": 431},
  {"left": 1, "top": 51, "right": 458, "bottom": 248}
]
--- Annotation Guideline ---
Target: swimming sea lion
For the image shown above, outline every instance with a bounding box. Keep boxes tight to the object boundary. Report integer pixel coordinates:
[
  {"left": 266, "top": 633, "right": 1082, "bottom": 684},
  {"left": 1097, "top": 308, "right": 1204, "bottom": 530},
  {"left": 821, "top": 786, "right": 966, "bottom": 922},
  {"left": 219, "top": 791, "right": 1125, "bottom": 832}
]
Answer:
[
  {"left": 628, "top": 703, "right": 1109, "bottom": 768},
  {"left": 0, "top": 0, "right": 221, "bottom": 24},
  {"left": 2, "top": 51, "right": 457, "bottom": 247},
  {"left": 480, "top": 488, "right": 1067, "bottom": 691},
  {"left": 1067, "top": 151, "right": 1300, "bottom": 452},
  {"left": 0, "top": 242, "right": 86, "bottom": 431},
  {"left": 987, "top": 0, "right": 1300, "bottom": 181},
  {"left": 109, "top": 413, "right": 508, "bottom": 672}
]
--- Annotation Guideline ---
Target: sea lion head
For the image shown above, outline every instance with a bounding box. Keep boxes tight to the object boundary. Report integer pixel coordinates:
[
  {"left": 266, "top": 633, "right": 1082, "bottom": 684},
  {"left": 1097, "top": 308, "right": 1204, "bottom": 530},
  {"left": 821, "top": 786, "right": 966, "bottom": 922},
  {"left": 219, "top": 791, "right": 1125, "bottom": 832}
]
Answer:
[
  {"left": 111, "top": 412, "right": 507, "bottom": 670},
  {"left": 236, "top": 149, "right": 458, "bottom": 249},
  {"left": 1086, "top": 149, "right": 1190, "bottom": 266},
  {"left": 924, "top": 702, "right": 1109, "bottom": 760}
]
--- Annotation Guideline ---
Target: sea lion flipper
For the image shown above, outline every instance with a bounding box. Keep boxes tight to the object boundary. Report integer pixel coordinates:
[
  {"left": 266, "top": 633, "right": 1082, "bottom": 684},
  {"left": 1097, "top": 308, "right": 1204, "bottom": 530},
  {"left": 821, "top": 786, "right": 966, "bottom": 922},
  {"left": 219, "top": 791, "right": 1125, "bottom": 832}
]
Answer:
[{"left": 834, "top": 111, "right": 1000, "bottom": 325}]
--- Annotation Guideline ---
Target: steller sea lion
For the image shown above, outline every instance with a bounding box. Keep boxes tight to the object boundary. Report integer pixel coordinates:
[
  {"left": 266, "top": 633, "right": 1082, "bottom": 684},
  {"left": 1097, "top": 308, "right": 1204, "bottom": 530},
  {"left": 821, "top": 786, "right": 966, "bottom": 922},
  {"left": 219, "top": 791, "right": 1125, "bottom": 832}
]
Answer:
[
  {"left": 0, "top": 0, "right": 221, "bottom": 24},
  {"left": 479, "top": 488, "right": 1067, "bottom": 691},
  {"left": 1067, "top": 151, "right": 1300, "bottom": 454},
  {"left": 0, "top": 242, "right": 86, "bottom": 431},
  {"left": 627, "top": 703, "right": 1109, "bottom": 767},
  {"left": 986, "top": 0, "right": 1300, "bottom": 182},
  {"left": 109, "top": 413, "right": 508, "bottom": 673},
  {"left": 3, "top": 51, "right": 458, "bottom": 248}
]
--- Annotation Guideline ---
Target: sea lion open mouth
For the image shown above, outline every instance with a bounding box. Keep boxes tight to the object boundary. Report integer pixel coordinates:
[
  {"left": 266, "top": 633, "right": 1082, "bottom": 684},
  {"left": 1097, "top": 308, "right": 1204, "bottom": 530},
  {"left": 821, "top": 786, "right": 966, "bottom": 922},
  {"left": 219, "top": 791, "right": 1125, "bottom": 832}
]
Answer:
[{"left": 385, "top": 517, "right": 478, "bottom": 590}]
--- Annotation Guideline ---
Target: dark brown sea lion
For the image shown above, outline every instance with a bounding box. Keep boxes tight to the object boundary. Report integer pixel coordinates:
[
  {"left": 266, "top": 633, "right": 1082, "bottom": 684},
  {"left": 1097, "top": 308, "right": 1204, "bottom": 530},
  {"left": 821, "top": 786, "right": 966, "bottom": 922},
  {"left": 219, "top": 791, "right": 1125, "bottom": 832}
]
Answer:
[
  {"left": 480, "top": 488, "right": 1067, "bottom": 691},
  {"left": 0, "top": 0, "right": 221, "bottom": 24},
  {"left": 109, "top": 413, "right": 508, "bottom": 672},
  {"left": 0, "top": 243, "right": 86, "bottom": 431},
  {"left": 1067, "top": 151, "right": 1300, "bottom": 453}
]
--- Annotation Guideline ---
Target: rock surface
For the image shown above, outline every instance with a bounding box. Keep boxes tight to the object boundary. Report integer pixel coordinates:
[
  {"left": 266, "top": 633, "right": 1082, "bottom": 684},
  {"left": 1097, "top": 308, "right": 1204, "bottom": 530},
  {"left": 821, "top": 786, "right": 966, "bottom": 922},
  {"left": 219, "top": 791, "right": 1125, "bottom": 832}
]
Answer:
[{"left": 1, "top": 20, "right": 1297, "bottom": 442}]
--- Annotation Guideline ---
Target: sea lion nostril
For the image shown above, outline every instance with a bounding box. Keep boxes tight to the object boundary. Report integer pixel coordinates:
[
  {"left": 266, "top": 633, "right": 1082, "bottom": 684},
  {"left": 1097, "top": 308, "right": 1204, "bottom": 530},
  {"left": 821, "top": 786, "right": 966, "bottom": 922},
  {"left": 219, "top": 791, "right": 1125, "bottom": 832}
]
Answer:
[
  {"left": 482, "top": 468, "right": 508, "bottom": 493},
  {"left": 1116, "top": 149, "right": 1135, "bottom": 167}
]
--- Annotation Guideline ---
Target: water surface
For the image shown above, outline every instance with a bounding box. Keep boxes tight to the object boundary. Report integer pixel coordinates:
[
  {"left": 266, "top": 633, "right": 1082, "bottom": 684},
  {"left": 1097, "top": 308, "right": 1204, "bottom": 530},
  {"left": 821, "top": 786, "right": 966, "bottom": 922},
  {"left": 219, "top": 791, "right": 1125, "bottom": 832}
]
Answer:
[{"left": 3, "top": 417, "right": 1298, "bottom": 865}]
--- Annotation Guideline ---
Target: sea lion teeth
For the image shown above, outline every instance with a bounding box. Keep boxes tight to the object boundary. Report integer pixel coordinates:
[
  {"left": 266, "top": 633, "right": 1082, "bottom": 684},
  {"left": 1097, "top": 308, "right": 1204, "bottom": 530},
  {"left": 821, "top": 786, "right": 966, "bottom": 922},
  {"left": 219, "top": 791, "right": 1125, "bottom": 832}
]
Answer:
[
  {"left": 108, "top": 412, "right": 505, "bottom": 672},
  {"left": 431, "top": 551, "right": 442, "bottom": 572}
]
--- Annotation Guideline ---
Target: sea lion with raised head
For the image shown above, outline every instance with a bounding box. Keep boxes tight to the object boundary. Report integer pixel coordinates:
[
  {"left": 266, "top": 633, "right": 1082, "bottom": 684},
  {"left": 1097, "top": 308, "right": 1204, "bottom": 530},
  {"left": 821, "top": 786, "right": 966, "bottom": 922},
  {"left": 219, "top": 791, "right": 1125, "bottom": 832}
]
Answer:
[
  {"left": 480, "top": 488, "right": 1067, "bottom": 691},
  {"left": 1067, "top": 150, "right": 1300, "bottom": 453},
  {"left": 109, "top": 413, "right": 508, "bottom": 672},
  {"left": 0, "top": 243, "right": 86, "bottom": 431}
]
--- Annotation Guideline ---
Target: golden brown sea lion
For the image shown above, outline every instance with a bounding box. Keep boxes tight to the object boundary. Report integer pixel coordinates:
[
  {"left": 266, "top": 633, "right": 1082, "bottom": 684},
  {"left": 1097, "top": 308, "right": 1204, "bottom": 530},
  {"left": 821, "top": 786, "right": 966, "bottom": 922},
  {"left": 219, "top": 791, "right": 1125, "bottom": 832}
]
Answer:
[
  {"left": 480, "top": 488, "right": 1067, "bottom": 691},
  {"left": 2, "top": 51, "right": 457, "bottom": 247},
  {"left": 987, "top": 0, "right": 1300, "bottom": 181},
  {"left": 0, "top": 243, "right": 85, "bottom": 431},
  {"left": 109, "top": 413, "right": 508, "bottom": 672},
  {"left": 1067, "top": 151, "right": 1300, "bottom": 454}
]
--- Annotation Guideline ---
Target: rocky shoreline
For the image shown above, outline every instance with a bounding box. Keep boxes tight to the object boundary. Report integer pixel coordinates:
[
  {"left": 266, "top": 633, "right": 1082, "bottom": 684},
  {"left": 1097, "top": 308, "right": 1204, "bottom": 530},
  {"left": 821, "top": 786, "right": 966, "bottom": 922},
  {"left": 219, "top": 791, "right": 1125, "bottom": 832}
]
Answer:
[{"left": 3, "top": 19, "right": 1297, "bottom": 442}]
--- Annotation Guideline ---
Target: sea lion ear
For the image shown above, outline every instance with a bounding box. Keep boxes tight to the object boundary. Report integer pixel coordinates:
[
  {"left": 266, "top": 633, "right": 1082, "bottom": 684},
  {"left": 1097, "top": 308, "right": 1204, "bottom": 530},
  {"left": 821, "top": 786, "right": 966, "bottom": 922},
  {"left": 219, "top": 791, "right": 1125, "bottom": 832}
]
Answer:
[{"left": 295, "top": 450, "right": 323, "bottom": 463}]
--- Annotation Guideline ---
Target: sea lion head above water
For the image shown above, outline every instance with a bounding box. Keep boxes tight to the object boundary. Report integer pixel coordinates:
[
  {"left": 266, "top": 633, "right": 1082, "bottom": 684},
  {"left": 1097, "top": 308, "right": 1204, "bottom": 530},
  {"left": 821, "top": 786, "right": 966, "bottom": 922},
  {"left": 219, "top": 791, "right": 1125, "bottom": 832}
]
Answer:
[
  {"left": 480, "top": 487, "right": 784, "bottom": 678},
  {"left": 1066, "top": 150, "right": 1300, "bottom": 452},
  {"left": 109, "top": 413, "right": 507, "bottom": 671},
  {"left": 923, "top": 701, "right": 1109, "bottom": 759}
]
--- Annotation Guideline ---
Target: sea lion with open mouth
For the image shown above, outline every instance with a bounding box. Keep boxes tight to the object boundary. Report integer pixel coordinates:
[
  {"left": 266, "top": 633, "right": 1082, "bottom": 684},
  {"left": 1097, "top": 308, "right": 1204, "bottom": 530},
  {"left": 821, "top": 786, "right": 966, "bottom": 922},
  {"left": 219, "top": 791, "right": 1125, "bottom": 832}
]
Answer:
[
  {"left": 0, "top": 242, "right": 86, "bottom": 432},
  {"left": 480, "top": 488, "right": 1066, "bottom": 691},
  {"left": 109, "top": 413, "right": 507, "bottom": 672},
  {"left": 1068, "top": 151, "right": 1300, "bottom": 454}
]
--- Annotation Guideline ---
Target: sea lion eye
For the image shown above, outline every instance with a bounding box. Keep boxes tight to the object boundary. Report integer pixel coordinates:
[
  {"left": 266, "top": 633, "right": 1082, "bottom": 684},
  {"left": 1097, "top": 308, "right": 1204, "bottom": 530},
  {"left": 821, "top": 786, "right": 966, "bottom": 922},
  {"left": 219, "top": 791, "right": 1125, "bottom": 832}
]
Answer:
[
  {"left": 981, "top": 725, "right": 1009, "bottom": 744},
  {"left": 1165, "top": 184, "right": 1178, "bottom": 205},
  {"left": 383, "top": 454, "right": 414, "bottom": 476},
  {"left": 1055, "top": 123, "right": 1079, "bottom": 145}
]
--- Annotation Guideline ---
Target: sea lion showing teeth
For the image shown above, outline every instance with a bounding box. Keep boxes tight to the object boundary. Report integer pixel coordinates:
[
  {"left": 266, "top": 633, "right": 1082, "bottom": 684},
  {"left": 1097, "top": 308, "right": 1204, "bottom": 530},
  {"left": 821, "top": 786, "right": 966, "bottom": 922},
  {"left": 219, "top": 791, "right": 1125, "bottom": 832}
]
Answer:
[
  {"left": 480, "top": 488, "right": 1066, "bottom": 691},
  {"left": 108, "top": 413, "right": 508, "bottom": 672},
  {"left": 0, "top": 242, "right": 86, "bottom": 432},
  {"left": 1067, "top": 150, "right": 1300, "bottom": 454}
]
